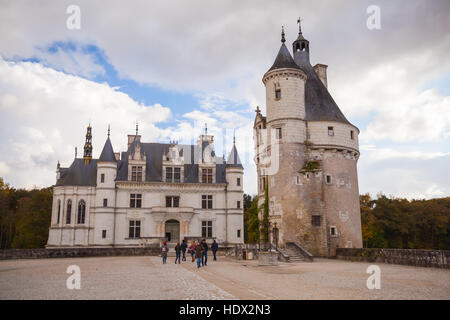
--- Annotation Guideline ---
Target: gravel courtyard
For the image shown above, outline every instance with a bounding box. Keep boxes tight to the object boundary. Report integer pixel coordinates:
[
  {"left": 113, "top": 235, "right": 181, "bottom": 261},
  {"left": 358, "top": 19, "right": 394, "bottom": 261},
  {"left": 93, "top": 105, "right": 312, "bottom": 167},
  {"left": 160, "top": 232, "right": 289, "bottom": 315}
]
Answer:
[{"left": 0, "top": 256, "right": 449, "bottom": 299}]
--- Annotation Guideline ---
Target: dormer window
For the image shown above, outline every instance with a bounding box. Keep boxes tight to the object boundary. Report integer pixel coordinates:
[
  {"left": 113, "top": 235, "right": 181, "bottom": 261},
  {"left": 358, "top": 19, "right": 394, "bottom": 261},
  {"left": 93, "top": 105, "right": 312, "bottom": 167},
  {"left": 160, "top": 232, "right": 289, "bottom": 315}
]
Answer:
[
  {"left": 131, "top": 166, "right": 143, "bottom": 181},
  {"left": 202, "top": 168, "right": 213, "bottom": 183},
  {"left": 328, "top": 126, "right": 334, "bottom": 136}
]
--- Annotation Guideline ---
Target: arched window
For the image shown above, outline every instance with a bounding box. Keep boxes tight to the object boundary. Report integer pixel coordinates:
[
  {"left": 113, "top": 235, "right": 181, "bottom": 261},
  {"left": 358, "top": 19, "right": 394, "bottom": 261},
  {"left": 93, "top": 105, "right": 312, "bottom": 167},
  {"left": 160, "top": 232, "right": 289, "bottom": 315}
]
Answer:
[
  {"left": 77, "top": 200, "right": 86, "bottom": 224},
  {"left": 66, "top": 200, "right": 72, "bottom": 224},
  {"left": 57, "top": 200, "right": 61, "bottom": 224}
]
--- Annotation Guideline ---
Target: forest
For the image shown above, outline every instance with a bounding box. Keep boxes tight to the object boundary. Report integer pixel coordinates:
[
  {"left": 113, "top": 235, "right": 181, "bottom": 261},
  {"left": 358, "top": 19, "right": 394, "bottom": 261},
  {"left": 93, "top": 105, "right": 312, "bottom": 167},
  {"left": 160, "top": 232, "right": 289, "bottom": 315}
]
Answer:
[{"left": 0, "top": 177, "right": 449, "bottom": 250}]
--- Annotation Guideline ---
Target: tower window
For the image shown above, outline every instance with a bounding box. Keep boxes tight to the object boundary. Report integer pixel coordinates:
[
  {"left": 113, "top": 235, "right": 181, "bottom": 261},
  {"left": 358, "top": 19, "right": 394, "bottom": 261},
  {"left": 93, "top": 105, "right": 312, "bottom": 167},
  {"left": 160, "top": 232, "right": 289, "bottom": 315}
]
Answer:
[
  {"left": 350, "top": 130, "right": 354, "bottom": 140},
  {"left": 101, "top": 173, "right": 105, "bottom": 183},
  {"left": 237, "top": 229, "right": 241, "bottom": 238},
  {"left": 312, "top": 215, "right": 321, "bottom": 227},
  {"left": 275, "top": 127, "right": 282, "bottom": 139},
  {"left": 103, "top": 198, "right": 108, "bottom": 207},
  {"left": 328, "top": 126, "right": 334, "bottom": 136},
  {"left": 102, "top": 230, "right": 107, "bottom": 239},
  {"left": 237, "top": 200, "right": 241, "bottom": 209},
  {"left": 57, "top": 200, "right": 61, "bottom": 224},
  {"left": 330, "top": 226, "right": 337, "bottom": 236},
  {"left": 166, "top": 167, "right": 172, "bottom": 182},
  {"left": 326, "top": 175, "right": 332, "bottom": 184},
  {"left": 275, "top": 89, "right": 281, "bottom": 100},
  {"left": 295, "top": 175, "right": 301, "bottom": 185},
  {"left": 237, "top": 177, "right": 241, "bottom": 186}
]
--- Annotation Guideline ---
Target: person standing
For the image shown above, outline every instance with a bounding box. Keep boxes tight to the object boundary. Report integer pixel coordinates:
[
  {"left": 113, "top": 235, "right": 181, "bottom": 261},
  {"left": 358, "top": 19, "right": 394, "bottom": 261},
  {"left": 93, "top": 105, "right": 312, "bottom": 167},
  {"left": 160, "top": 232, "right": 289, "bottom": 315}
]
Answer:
[
  {"left": 174, "top": 242, "right": 181, "bottom": 264},
  {"left": 194, "top": 241, "right": 204, "bottom": 269},
  {"left": 211, "top": 239, "right": 218, "bottom": 261},
  {"left": 181, "top": 239, "right": 187, "bottom": 261},
  {"left": 202, "top": 239, "right": 209, "bottom": 266},
  {"left": 161, "top": 241, "right": 169, "bottom": 264},
  {"left": 189, "top": 240, "right": 195, "bottom": 262}
]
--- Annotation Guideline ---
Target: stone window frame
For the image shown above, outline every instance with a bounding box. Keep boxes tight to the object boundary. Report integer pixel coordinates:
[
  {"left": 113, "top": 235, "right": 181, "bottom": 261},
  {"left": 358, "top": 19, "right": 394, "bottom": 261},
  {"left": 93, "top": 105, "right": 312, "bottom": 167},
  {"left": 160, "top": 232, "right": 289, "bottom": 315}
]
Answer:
[
  {"left": 102, "top": 230, "right": 107, "bottom": 239},
  {"left": 312, "top": 215, "right": 321, "bottom": 227},
  {"left": 237, "top": 200, "right": 241, "bottom": 209},
  {"left": 165, "top": 166, "right": 182, "bottom": 183},
  {"left": 330, "top": 226, "right": 338, "bottom": 237},
  {"left": 66, "top": 199, "right": 72, "bottom": 225},
  {"left": 328, "top": 126, "right": 334, "bottom": 136},
  {"left": 237, "top": 177, "right": 241, "bottom": 186},
  {"left": 130, "top": 193, "right": 142, "bottom": 208},
  {"left": 350, "top": 130, "right": 354, "bottom": 140},
  {"left": 201, "top": 167, "right": 214, "bottom": 184},
  {"left": 295, "top": 175, "right": 301, "bottom": 185},
  {"left": 201, "top": 220, "right": 213, "bottom": 238},
  {"left": 201, "top": 194, "right": 213, "bottom": 209},
  {"left": 166, "top": 195, "right": 180, "bottom": 208},
  {"left": 57, "top": 199, "right": 61, "bottom": 224},
  {"left": 275, "top": 127, "right": 282, "bottom": 140},
  {"left": 131, "top": 165, "right": 143, "bottom": 182},
  {"left": 325, "top": 174, "right": 332, "bottom": 185},
  {"left": 103, "top": 198, "right": 108, "bottom": 207},
  {"left": 100, "top": 173, "right": 105, "bottom": 183},
  {"left": 77, "top": 199, "right": 86, "bottom": 224},
  {"left": 128, "top": 220, "right": 141, "bottom": 239},
  {"left": 237, "top": 229, "right": 241, "bottom": 238}
]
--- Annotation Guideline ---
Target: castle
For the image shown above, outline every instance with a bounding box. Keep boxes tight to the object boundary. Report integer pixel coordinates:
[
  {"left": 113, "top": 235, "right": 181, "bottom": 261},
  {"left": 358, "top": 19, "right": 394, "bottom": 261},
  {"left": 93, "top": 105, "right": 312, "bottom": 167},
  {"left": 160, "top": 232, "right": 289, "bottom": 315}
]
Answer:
[
  {"left": 253, "top": 23, "right": 362, "bottom": 256},
  {"left": 47, "top": 125, "right": 244, "bottom": 248}
]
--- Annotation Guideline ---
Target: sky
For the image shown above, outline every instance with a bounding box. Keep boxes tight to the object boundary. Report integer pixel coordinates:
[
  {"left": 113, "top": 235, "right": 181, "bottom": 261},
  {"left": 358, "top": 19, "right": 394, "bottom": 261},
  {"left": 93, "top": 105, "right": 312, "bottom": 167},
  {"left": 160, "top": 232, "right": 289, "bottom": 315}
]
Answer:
[{"left": 0, "top": 0, "right": 449, "bottom": 199}]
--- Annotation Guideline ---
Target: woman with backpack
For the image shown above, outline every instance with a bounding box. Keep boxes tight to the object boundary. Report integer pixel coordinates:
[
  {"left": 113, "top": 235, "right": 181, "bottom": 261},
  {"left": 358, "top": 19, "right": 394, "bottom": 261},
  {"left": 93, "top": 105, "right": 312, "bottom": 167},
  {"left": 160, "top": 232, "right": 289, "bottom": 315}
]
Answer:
[{"left": 174, "top": 242, "right": 181, "bottom": 264}]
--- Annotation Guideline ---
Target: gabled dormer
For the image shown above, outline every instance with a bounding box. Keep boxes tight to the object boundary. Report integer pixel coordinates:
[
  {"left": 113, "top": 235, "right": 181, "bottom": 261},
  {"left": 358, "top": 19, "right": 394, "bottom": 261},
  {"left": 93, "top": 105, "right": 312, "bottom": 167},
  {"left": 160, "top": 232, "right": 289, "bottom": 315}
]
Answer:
[
  {"left": 127, "top": 131, "right": 146, "bottom": 182},
  {"left": 162, "top": 141, "right": 184, "bottom": 183},
  {"left": 197, "top": 127, "right": 216, "bottom": 183}
]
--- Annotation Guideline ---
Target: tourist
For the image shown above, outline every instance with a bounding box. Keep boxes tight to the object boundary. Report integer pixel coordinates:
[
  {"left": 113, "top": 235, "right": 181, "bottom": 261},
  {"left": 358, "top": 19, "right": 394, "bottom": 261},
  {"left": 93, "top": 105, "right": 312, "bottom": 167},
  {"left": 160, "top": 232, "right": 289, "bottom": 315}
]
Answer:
[
  {"left": 189, "top": 240, "right": 195, "bottom": 262},
  {"left": 175, "top": 242, "right": 181, "bottom": 264},
  {"left": 181, "top": 239, "right": 187, "bottom": 261},
  {"left": 211, "top": 239, "right": 218, "bottom": 261},
  {"left": 202, "top": 239, "right": 209, "bottom": 266},
  {"left": 161, "top": 241, "right": 169, "bottom": 264},
  {"left": 194, "top": 241, "right": 204, "bottom": 269}
]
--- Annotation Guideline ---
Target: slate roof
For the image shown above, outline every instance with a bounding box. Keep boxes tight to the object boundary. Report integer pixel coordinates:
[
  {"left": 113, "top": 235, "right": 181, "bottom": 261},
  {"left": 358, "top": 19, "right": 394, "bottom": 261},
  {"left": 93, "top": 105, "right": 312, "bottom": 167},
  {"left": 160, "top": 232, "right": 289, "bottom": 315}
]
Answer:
[
  {"left": 267, "top": 43, "right": 301, "bottom": 73},
  {"left": 226, "top": 144, "right": 243, "bottom": 168},
  {"left": 98, "top": 137, "right": 117, "bottom": 162},
  {"left": 56, "top": 141, "right": 236, "bottom": 186},
  {"left": 264, "top": 37, "right": 353, "bottom": 126}
]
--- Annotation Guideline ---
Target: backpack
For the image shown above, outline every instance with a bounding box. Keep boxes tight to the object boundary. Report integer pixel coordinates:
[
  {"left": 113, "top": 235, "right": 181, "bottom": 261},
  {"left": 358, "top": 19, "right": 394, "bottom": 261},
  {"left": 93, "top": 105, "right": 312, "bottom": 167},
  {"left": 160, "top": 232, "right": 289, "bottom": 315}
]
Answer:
[{"left": 162, "top": 247, "right": 167, "bottom": 252}]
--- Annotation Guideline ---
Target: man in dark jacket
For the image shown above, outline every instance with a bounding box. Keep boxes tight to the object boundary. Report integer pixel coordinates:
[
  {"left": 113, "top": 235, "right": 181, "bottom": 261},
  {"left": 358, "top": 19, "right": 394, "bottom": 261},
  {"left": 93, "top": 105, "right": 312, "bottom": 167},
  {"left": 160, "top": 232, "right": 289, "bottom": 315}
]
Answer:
[
  {"left": 181, "top": 239, "right": 187, "bottom": 261},
  {"left": 211, "top": 240, "right": 218, "bottom": 261},
  {"left": 194, "top": 241, "right": 204, "bottom": 268},
  {"left": 201, "top": 239, "right": 209, "bottom": 266},
  {"left": 174, "top": 242, "right": 181, "bottom": 264}
]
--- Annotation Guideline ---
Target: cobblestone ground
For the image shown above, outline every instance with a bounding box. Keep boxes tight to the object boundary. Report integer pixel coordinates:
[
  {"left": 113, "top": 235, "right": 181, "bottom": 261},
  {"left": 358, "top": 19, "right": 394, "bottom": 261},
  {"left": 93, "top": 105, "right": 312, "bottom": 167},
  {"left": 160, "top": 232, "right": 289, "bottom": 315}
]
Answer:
[
  {"left": 0, "top": 256, "right": 235, "bottom": 299},
  {"left": 0, "top": 256, "right": 449, "bottom": 299}
]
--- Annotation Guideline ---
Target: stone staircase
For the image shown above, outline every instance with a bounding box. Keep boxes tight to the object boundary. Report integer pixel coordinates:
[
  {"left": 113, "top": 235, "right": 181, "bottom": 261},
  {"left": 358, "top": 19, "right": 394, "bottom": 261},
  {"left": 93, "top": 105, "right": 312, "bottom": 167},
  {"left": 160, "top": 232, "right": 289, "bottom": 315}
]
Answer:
[{"left": 279, "top": 242, "right": 314, "bottom": 263}]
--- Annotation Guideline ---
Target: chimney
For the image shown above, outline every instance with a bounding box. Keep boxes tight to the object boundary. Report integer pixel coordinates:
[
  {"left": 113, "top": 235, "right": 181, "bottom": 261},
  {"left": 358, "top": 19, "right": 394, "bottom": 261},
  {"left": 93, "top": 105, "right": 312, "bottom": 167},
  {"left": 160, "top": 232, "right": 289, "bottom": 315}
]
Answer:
[
  {"left": 313, "top": 64, "right": 328, "bottom": 88},
  {"left": 127, "top": 134, "right": 141, "bottom": 149},
  {"left": 114, "top": 152, "right": 120, "bottom": 161}
]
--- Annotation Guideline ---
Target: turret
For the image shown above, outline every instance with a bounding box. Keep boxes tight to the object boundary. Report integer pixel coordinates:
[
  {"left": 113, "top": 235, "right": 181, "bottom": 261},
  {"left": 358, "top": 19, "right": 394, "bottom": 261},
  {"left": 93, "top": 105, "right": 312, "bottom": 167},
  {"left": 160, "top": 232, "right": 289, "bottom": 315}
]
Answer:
[
  {"left": 292, "top": 17, "right": 310, "bottom": 64},
  {"left": 83, "top": 124, "right": 93, "bottom": 165}
]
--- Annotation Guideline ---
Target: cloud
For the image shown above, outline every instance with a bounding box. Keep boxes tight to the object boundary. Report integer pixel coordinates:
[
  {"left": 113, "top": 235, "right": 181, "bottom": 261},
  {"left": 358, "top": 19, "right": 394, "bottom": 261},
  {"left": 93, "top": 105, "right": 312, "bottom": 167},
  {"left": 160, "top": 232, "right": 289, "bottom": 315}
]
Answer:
[{"left": 0, "top": 57, "right": 171, "bottom": 188}]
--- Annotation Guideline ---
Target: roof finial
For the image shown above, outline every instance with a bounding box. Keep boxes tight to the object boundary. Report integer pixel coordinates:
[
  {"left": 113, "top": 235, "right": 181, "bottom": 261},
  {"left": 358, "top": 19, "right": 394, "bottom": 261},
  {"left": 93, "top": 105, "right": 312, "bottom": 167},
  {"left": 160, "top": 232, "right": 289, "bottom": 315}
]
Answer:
[
  {"left": 281, "top": 26, "right": 286, "bottom": 43},
  {"left": 233, "top": 129, "right": 236, "bottom": 145},
  {"left": 75, "top": 147, "right": 77, "bottom": 158},
  {"left": 205, "top": 122, "right": 208, "bottom": 135},
  {"left": 107, "top": 124, "right": 110, "bottom": 137},
  {"left": 136, "top": 121, "right": 138, "bottom": 136},
  {"left": 255, "top": 106, "right": 261, "bottom": 114},
  {"left": 297, "top": 17, "right": 303, "bottom": 34}
]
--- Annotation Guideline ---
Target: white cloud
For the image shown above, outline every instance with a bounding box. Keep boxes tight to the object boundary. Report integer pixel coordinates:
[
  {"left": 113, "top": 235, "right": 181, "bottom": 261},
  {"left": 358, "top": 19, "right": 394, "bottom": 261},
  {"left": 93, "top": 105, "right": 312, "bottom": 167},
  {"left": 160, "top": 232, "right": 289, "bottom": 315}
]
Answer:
[{"left": 0, "top": 57, "right": 171, "bottom": 188}]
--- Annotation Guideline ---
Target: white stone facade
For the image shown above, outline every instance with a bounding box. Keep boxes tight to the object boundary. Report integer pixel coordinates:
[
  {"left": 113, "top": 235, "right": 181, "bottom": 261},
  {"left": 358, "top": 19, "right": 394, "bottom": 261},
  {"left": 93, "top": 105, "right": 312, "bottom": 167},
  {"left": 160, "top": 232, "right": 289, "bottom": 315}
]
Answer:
[{"left": 47, "top": 133, "right": 244, "bottom": 248}]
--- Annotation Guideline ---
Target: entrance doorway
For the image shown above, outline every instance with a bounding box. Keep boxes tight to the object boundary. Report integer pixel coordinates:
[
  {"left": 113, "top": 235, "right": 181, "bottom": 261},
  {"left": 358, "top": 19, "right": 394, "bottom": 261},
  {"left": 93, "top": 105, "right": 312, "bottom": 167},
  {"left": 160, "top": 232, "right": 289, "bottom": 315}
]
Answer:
[{"left": 164, "top": 219, "right": 180, "bottom": 243}]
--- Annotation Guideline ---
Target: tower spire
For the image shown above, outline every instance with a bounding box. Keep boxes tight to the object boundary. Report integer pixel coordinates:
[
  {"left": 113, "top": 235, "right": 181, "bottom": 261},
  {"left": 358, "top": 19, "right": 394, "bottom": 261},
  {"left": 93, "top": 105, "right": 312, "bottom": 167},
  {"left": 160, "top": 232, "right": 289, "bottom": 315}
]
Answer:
[
  {"left": 297, "top": 17, "right": 303, "bottom": 34},
  {"left": 83, "top": 124, "right": 93, "bottom": 165},
  {"left": 281, "top": 26, "right": 286, "bottom": 43}
]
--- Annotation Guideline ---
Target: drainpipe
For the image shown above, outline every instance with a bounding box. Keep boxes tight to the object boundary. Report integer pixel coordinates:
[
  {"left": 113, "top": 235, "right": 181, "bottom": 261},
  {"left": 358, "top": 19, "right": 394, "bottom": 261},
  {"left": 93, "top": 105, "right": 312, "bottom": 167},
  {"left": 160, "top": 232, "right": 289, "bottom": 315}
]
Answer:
[
  {"left": 112, "top": 185, "right": 117, "bottom": 247},
  {"left": 225, "top": 185, "right": 228, "bottom": 246}
]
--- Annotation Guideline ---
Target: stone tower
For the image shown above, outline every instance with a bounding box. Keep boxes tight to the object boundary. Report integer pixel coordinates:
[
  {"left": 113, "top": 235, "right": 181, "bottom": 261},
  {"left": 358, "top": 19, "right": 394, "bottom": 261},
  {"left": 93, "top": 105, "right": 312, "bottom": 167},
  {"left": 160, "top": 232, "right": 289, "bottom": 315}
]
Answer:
[{"left": 253, "top": 24, "right": 362, "bottom": 256}]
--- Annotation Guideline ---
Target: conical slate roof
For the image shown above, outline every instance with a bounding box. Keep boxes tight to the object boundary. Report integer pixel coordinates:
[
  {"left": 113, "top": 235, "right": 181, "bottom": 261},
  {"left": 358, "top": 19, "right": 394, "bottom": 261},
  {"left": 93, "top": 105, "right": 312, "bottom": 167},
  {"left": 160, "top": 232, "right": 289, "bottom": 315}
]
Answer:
[
  {"left": 99, "top": 137, "right": 117, "bottom": 162},
  {"left": 267, "top": 43, "right": 301, "bottom": 73},
  {"left": 293, "top": 57, "right": 351, "bottom": 125},
  {"left": 226, "top": 144, "right": 242, "bottom": 168}
]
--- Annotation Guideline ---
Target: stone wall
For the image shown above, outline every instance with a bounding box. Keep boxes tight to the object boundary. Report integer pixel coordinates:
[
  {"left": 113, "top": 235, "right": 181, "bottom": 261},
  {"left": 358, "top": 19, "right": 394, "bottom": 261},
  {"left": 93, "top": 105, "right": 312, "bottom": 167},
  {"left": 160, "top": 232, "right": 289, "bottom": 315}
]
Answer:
[
  {"left": 335, "top": 248, "right": 450, "bottom": 269},
  {"left": 0, "top": 247, "right": 161, "bottom": 260}
]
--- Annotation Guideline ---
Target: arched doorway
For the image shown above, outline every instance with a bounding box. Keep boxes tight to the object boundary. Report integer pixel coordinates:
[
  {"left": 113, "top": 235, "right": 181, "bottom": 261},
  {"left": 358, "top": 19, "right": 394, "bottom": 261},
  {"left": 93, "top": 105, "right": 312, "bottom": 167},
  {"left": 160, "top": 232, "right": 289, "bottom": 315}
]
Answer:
[{"left": 165, "top": 219, "right": 180, "bottom": 243}]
